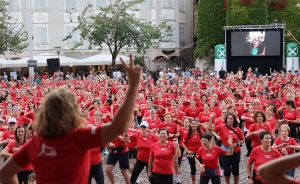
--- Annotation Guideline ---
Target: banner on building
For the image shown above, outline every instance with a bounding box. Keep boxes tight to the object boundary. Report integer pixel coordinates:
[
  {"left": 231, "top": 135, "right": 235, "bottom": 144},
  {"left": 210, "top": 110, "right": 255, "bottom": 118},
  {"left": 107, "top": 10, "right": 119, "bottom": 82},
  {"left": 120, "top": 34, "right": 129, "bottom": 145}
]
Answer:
[
  {"left": 286, "top": 42, "right": 299, "bottom": 73},
  {"left": 214, "top": 44, "right": 227, "bottom": 72}
]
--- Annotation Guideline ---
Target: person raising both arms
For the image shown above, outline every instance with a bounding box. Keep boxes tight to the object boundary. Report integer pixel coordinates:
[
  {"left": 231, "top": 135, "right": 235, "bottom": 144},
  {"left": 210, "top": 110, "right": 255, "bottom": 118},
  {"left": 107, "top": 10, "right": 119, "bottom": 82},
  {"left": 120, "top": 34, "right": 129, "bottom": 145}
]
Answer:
[{"left": 0, "top": 55, "right": 142, "bottom": 184}]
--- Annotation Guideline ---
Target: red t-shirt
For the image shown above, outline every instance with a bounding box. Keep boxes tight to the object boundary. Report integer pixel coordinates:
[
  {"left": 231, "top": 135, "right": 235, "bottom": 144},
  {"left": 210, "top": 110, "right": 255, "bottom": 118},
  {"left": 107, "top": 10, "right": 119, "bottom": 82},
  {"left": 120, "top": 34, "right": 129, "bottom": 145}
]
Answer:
[
  {"left": 150, "top": 141, "right": 176, "bottom": 174},
  {"left": 25, "top": 108, "right": 35, "bottom": 121},
  {"left": 16, "top": 116, "right": 31, "bottom": 127},
  {"left": 5, "top": 141, "right": 34, "bottom": 171},
  {"left": 182, "top": 132, "right": 203, "bottom": 153},
  {"left": 158, "top": 122, "right": 178, "bottom": 141},
  {"left": 196, "top": 145, "right": 227, "bottom": 176},
  {"left": 109, "top": 135, "right": 129, "bottom": 154},
  {"left": 12, "top": 127, "right": 103, "bottom": 184},
  {"left": 198, "top": 112, "right": 211, "bottom": 123},
  {"left": 127, "top": 129, "right": 139, "bottom": 149},
  {"left": 1, "top": 130, "right": 15, "bottom": 141},
  {"left": 265, "top": 118, "right": 277, "bottom": 131},
  {"left": 179, "top": 127, "right": 188, "bottom": 146},
  {"left": 89, "top": 147, "right": 101, "bottom": 165},
  {"left": 273, "top": 136, "right": 298, "bottom": 155},
  {"left": 215, "top": 125, "right": 244, "bottom": 152},
  {"left": 248, "top": 147, "right": 282, "bottom": 183},
  {"left": 283, "top": 109, "right": 300, "bottom": 124},
  {"left": 145, "top": 117, "right": 161, "bottom": 130},
  {"left": 248, "top": 123, "right": 273, "bottom": 147},
  {"left": 214, "top": 117, "right": 225, "bottom": 127},
  {"left": 185, "top": 107, "right": 200, "bottom": 118},
  {"left": 131, "top": 132, "right": 159, "bottom": 162},
  {"left": 243, "top": 112, "right": 255, "bottom": 129}
]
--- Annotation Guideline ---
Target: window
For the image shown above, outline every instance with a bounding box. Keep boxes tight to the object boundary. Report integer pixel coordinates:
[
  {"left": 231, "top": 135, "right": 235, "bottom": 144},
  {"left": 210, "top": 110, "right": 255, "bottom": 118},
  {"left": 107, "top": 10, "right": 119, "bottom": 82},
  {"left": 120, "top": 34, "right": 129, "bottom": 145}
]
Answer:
[
  {"left": 34, "top": 0, "right": 47, "bottom": 11},
  {"left": 66, "top": 26, "right": 78, "bottom": 44},
  {"left": 95, "top": 0, "right": 107, "bottom": 10},
  {"left": 35, "top": 26, "right": 48, "bottom": 45},
  {"left": 179, "top": 26, "right": 185, "bottom": 42},
  {"left": 7, "top": 0, "right": 20, "bottom": 11},
  {"left": 163, "top": 22, "right": 174, "bottom": 41},
  {"left": 179, "top": 0, "right": 184, "bottom": 12},
  {"left": 162, "top": 0, "right": 173, "bottom": 8},
  {"left": 65, "top": 0, "right": 77, "bottom": 10}
]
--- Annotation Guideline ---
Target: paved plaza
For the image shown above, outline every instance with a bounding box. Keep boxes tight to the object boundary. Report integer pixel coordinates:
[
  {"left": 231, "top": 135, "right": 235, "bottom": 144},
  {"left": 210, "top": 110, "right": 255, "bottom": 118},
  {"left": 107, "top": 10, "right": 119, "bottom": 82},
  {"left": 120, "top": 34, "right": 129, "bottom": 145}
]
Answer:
[
  {"left": 93, "top": 145, "right": 300, "bottom": 184},
  {"left": 0, "top": 146, "right": 298, "bottom": 184}
]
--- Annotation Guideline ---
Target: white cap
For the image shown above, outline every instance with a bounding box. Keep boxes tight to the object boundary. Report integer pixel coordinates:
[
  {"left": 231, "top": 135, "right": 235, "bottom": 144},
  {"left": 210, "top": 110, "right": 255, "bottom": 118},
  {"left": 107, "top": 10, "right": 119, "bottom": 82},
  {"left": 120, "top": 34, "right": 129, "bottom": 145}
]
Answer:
[{"left": 140, "top": 121, "right": 149, "bottom": 127}]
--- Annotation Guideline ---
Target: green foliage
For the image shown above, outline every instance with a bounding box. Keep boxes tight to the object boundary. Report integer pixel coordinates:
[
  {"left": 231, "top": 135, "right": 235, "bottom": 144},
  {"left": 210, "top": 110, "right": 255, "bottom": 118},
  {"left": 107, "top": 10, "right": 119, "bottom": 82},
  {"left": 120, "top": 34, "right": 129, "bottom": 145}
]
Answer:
[
  {"left": 63, "top": 0, "right": 171, "bottom": 68},
  {"left": 0, "top": 0, "right": 28, "bottom": 54},
  {"left": 226, "top": 0, "right": 268, "bottom": 25},
  {"left": 134, "top": 56, "right": 146, "bottom": 68},
  {"left": 194, "top": 0, "right": 226, "bottom": 59},
  {"left": 268, "top": 0, "right": 300, "bottom": 43}
]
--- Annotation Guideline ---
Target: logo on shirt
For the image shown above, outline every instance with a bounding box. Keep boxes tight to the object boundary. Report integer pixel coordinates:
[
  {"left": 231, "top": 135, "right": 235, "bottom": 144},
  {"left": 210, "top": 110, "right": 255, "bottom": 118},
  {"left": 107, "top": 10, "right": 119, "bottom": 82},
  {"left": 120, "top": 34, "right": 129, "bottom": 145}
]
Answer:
[
  {"left": 143, "top": 138, "right": 148, "bottom": 140},
  {"left": 206, "top": 153, "right": 212, "bottom": 156},
  {"left": 264, "top": 155, "right": 271, "bottom": 159},
  {"left": 161, "top": 148, "right": 167, "bottom": 151},
  {"left": 38, "top": 143, "right": 57, "bottom": 157}
]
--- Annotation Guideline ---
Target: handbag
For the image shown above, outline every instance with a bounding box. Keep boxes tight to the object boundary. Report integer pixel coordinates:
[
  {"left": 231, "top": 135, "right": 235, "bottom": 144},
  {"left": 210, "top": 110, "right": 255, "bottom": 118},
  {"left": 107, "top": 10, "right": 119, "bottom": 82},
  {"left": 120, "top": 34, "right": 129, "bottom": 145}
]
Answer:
[
  {"left": 111, "top": 146, "right": 126, "bottom": 154},
  {"left": 203, "top": 168, "right": 218, "bottom": 177}
]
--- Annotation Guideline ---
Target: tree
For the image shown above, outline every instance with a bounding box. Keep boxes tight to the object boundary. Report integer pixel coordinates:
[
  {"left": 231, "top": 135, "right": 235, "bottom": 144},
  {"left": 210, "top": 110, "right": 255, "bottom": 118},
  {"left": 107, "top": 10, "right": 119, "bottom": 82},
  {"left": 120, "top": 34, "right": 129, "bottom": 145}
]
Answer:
[
  {"left": 64, "top": 0, "right": 171, "bottom": 69},
  {"left": 0, "top": 0, "right": 28, "bottom": 55}
]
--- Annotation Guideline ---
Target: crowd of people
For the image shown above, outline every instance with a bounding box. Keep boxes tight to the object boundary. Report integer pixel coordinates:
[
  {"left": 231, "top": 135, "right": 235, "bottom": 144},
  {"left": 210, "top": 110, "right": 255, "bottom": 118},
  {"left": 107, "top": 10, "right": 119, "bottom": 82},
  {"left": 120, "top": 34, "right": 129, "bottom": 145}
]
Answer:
[{"left": 0, "top": 59, "right": 299, "bottom": 184}]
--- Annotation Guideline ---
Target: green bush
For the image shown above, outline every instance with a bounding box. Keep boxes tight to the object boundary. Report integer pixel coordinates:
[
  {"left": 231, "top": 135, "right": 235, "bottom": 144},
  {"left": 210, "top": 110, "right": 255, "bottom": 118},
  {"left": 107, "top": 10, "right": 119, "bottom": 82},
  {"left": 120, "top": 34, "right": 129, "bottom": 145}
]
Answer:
[
  {"left": 226, "top": 0, "right": 268, "bottom": 25},
  {"left": 194, "top": 0, "right": 226, "bottom": 59},
  {"left": 268, "top": 0, "right": 300, "bottom": 43}
]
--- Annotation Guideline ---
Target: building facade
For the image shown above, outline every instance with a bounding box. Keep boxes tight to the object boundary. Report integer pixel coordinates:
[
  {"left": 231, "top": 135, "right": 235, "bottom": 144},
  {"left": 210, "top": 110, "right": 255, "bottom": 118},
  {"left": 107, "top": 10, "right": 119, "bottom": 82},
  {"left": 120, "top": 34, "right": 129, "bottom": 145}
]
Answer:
[{"left": 4, "top": 0, "right": 194, "bottom": 71}]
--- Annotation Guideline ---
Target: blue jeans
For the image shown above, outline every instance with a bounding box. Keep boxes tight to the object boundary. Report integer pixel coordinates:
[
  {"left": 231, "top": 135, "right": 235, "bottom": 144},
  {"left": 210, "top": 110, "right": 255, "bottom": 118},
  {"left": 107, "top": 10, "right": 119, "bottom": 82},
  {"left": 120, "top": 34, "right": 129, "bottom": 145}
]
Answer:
[{"left": 286, "top": 168, "right": 295, "bottom": 178}]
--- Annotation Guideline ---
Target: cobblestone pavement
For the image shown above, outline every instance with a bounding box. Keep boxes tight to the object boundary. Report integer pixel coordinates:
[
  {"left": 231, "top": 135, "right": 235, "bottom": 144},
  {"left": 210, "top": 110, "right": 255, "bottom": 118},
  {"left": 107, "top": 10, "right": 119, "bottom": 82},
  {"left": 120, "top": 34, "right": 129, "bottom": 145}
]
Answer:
[
  {"left": 93, "top": 145, "right": 300, "bottom": 184},
  {"left": 0, "top": 146, "right": 298, "bottom": 184}
]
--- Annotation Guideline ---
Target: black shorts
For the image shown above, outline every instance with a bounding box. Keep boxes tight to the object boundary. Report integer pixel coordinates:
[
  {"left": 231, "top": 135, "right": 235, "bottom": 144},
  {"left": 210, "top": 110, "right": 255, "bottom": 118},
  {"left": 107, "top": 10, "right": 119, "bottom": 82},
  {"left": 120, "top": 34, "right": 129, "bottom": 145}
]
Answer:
[
  {"left": 106, "top": 152, "right": 129, "bottom": 169},
  {"left": 129, "top": 149, "right": 137, "bottom": 159}
]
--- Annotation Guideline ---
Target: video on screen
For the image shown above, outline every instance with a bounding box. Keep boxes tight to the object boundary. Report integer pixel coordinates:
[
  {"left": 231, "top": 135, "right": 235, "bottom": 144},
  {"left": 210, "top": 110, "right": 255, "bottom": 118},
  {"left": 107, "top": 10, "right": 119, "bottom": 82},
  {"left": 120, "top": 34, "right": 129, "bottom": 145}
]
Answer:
[{"left": 231, "top": 31, "right": 281, "bottom": 56}]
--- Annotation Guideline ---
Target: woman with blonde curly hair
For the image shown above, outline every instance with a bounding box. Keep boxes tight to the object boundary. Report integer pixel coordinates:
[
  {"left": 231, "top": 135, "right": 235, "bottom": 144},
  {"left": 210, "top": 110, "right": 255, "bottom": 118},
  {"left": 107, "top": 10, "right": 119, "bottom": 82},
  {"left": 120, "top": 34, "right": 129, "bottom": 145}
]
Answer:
[{"left": 0, "top": 56, "right": 142, "bottom": 184}]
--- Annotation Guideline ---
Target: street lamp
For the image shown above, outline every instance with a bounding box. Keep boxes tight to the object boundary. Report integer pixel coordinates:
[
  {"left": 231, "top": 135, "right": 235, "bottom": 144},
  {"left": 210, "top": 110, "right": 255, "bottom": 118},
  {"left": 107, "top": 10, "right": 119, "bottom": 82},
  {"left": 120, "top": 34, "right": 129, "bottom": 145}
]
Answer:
[{"left": 54, "top": 46, "right": 61, "bottom": 58}]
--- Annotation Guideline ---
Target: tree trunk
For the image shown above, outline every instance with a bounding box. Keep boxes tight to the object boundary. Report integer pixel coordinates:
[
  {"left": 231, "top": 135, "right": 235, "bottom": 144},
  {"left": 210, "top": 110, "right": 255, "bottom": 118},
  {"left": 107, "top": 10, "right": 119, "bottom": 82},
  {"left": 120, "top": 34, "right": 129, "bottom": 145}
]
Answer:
[{"left": 111, "top": 53, "right": 117, "bottom": 71}]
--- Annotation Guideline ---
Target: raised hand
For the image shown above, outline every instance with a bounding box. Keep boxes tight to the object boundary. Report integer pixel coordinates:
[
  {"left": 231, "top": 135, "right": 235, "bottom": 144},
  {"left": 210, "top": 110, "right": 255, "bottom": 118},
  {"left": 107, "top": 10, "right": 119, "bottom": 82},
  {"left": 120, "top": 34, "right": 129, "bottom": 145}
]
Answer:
[{"left": 120, "top": 55, "right": 142, "bottom": 88}]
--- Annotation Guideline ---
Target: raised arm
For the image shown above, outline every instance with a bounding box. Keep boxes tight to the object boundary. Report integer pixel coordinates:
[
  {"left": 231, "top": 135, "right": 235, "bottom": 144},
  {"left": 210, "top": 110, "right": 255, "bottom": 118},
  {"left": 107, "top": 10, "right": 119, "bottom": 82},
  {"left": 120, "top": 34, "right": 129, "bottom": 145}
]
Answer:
[{"left": 100, "top": 55, "right": 142, "bottom": 145}]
